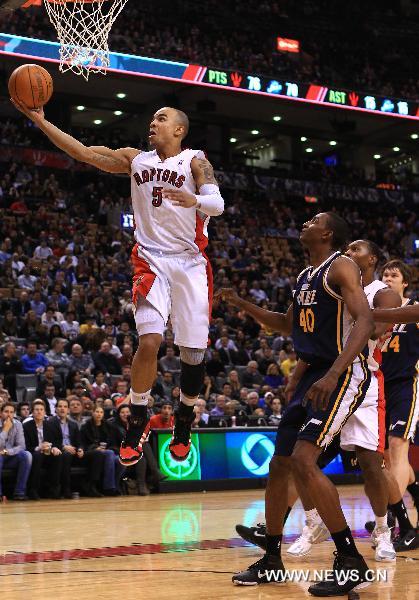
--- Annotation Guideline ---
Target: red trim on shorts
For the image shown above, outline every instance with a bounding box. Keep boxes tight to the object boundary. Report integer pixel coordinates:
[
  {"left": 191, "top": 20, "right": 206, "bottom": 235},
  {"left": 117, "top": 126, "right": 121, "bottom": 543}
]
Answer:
[
  {"left": 130, "top": 243, "right": 156, "bottom": 307},
  {"left": 194, "top": 213, "right": 209, "bottom": 253},
  {"left": 375, "top": 369, "right": 386, "bottom": 454}
]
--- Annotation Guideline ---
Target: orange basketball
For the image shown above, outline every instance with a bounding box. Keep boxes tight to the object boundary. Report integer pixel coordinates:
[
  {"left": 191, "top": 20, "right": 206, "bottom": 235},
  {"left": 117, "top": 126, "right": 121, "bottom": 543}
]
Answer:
[{"left": 8, "top": 64, "right": 53, "bottom": 109}]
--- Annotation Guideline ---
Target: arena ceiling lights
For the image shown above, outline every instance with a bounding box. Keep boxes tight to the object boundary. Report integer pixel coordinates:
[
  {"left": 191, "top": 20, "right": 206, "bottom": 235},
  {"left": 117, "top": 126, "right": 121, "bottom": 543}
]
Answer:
[{"left": 0, "top": 32, "right": 418, "bottom": 120}]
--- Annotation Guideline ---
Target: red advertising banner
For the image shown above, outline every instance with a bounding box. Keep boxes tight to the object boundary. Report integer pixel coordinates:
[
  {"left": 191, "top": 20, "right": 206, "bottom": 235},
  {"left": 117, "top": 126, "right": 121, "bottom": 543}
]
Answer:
[{"left": 276, "top": 37, "right": 300, "bottom": 53}]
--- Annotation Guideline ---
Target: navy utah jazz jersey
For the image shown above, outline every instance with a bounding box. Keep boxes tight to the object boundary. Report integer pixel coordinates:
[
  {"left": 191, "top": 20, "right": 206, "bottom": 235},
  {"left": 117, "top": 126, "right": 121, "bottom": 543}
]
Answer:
[
  {"left": 292, "top": 252, "right": 355, "bottom": 365},
  {"left": 381, "top": 299, "right": 419, "bottom": 382}
]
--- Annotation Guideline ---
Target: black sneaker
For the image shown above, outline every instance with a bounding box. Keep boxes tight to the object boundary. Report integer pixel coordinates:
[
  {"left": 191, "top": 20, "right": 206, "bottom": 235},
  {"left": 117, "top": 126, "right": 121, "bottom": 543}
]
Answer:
[
  {"left": 232, "top": 554, "right": 286, "bottom": 586},
  {"left": 308, "top": 552, "right": 370, "bottom": 597},
  {"left": 393, "top": 528, "right": 419, "bottom": 551},
  {"left": 235, "top": 523, "right": 267, "bottom": 550},
  {"left": 119, "top": 411, "right": 150, "bottom": 466},
  {"left": 365, "top": 509, "right": 396, "bottom": 536},
  {"left": 169, "top": 410, "right": 194, "bottom": 462}
]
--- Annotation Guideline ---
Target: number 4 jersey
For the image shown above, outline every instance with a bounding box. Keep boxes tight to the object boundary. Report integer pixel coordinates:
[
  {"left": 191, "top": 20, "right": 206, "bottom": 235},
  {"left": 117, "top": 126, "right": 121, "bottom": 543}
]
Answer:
[
  {"left": 292, "top": 252, "right": 357, "bottom": 366},
  {"left": 131, "top": 148, "right": 209, "bottom": 255},
  {"left": 381, "top": 299, "right": 418, "bottom": 382}
]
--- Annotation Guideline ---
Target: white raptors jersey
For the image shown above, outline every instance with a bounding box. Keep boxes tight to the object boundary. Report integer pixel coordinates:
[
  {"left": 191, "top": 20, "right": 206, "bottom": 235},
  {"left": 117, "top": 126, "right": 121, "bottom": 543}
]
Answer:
[
  {"left": 364, "top": 279, "right": 388, "bottom": 372},
  {"left": 131, "top": 148, "right": 210, "bottom": 255}
]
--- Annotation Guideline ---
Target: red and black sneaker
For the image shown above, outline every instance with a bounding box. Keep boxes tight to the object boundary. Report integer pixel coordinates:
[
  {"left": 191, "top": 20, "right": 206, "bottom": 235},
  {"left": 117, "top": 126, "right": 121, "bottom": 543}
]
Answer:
[
  {"left": 119, "top": 413, "right": 151, "bottom": 467},
  {"left": 169, "top": 410, "right": 194, "bottom": 462}
]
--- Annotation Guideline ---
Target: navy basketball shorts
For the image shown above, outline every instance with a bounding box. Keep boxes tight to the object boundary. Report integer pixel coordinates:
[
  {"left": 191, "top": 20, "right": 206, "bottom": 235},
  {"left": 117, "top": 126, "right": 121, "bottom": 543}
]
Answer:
[
  {"left": 274, "top": 359, "right": 370, "bottom": 457},
  {"left": 385, "top": 376, "right": 419, "bottom": 441}
]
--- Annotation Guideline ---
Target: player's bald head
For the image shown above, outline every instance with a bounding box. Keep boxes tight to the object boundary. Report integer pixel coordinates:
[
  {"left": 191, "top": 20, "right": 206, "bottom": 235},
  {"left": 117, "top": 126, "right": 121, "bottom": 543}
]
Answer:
[{"left": 153, "top": 106, "right": 189, "bottom": 140}]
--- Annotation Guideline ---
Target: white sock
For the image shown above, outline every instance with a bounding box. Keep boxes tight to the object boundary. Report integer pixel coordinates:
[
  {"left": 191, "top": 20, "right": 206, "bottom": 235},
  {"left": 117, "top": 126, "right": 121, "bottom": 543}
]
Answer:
[
  {"left": 305, "top": 508, "right": 321, "bottom": 523},
  {"left": 180, "top": 391, "right": 197, "bottom": 407},
  {"left": 131, "top": 389, "right": 151, "bottom": 405},
  {"left": 375, "top": 514, "right": 387, "bottom": 529}
]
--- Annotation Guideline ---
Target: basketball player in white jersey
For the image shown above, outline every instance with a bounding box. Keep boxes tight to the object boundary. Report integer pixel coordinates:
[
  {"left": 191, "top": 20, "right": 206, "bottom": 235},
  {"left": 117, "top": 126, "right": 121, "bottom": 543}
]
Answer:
[{"left": 12, "top": 100, "right": 224, "bottom": 466}]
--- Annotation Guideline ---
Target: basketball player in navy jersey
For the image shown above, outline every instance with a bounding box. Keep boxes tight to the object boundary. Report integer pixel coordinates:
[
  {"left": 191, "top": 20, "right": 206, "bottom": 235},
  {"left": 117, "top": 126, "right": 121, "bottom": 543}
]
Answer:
[
  {"left": 217, "top": 213, "right": 375, "bottom": 596},
  {"left": 380, "top": 260, "right": 419, "bottom": 549},
  {"left": 12, "top": 100, "right": 224, "bottom": 467},
  {"left": 234, "top": 239, "right": 400, "bottom": 563}
]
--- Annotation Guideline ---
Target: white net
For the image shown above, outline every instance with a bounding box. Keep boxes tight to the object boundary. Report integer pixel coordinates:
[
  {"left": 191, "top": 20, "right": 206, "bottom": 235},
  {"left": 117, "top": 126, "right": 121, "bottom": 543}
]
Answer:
[{"left": 43, "top": 0, "right": 129, "bottom": 79}]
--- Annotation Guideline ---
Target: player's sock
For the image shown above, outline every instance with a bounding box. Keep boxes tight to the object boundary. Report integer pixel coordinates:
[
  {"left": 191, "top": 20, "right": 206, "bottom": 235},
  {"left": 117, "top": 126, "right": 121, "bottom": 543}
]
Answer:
[
  {"left": 283, "top": 507, "right": 292, "bottom": 526},
  {"left": 375, "top": 514, "right": 388, "bottom": 528},
  {"left": 331, "top": 527, "right": 360, "bottom": 558},
  {"left": 389, "top": 499, "right": 414, "bottom": 536},
  {"left": 266, "top": 533, "right": 282, "bottom": 557},
  {"left": 179, "top": 392, "right": 196, "bottom": 417},
  {"left": 130, "top": 389, "right": 150, "bottom": 417},
  {"left": 407, "top": 479, "right": 419, "bottom": 505}
]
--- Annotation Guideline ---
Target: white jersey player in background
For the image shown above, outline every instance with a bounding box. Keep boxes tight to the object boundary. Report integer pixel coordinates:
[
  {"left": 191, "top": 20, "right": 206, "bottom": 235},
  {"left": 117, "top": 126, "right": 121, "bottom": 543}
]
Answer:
[{"left": 12, "top": 100, "right": 224, "bottom": 466}]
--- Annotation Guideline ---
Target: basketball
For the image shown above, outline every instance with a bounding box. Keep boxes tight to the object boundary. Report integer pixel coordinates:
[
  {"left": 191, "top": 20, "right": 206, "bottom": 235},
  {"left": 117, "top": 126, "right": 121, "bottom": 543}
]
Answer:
[{"left": 8, "top": 64, "right": 53, "bottom": 109}]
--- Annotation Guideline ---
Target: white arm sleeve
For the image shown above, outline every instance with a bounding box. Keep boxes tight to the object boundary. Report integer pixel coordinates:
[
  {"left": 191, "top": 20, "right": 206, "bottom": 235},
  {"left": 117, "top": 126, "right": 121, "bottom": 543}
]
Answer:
[{"left": 195, "top": 184, "right": 224, "bottom": 217}]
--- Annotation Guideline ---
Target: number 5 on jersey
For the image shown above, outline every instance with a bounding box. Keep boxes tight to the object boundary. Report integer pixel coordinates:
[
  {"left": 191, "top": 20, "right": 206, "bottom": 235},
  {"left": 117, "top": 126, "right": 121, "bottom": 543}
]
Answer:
[
  {"left": 300, "top": 307, "right": 315, "bottom": 333},
  {"left": 152, "top": 186, "right": 163, "bottom": 207}
]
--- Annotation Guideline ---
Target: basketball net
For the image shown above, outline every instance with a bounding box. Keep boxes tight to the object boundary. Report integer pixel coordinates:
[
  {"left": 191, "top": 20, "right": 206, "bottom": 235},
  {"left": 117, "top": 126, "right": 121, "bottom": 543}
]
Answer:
[{"left": 43, "top": 0, "right": 129, "bottom": 80}]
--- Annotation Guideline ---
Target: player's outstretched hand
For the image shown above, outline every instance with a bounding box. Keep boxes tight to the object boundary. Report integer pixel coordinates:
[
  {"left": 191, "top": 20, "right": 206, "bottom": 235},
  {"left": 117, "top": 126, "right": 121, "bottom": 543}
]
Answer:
[
  {"left": 303, "top": 372, "right": 339, "bottom": 411},
  {"left": 214, "top": 288, "right": 241, "bottom": 307},
  {"left": 10, "top": 98, "right": 45, "bottom": 124},
  {"left": 162, "top": 188, "right": 197, "bottom": 208}
]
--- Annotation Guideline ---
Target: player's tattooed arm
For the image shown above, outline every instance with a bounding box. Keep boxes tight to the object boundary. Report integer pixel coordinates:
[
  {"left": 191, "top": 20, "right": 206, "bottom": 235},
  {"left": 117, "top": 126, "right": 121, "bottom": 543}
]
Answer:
[
  {"left": 191, "top": 157, "right": 218, "bottom": 186},
  {"left": 10, "top": 98, "right": 136, "bottom": 174}
]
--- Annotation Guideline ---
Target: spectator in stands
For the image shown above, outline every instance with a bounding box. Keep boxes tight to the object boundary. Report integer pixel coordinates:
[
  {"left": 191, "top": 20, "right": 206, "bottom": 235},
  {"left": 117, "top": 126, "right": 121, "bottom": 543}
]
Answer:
[
  {"left": 267, "top": 397, "right": 283, "bottom": 426},
  {"left": 60, "top": 311, "right": 80, "bottom": 340},
  {"left": 226, "top": 370, "right": 241, "bottom": 399},
  {"left": 93, "top": 341, "right": 122, "bottom": 376},
  {"left": 0, "top": 377, "right": 11, "bottom": 404},
  {"left": 90, "top": 371, "right": 111, "bottom": 401},
  {"left": 36, "top": 365, "right": 65, "bottom": 399},
  {"left": 12, "top": 290, "right": 31, "bottom": 319},
  {"left": 195, "top": 398, "right": 209, "bottom": 425},
  {"left": 118, "top": 343, "right": 133, "bottom": 368},
  {"left": 45, "top": 337, "right": 71, "bottom": 371},
  {"left": 1, "top": 310, "right": 19, "bottom": 338},
  {"left": 48, "top": 398, "right": 85, "bottom": 499},
  {"left": 0, "top": 402, "right": 32, "bottom": 500},
  {"left": 200, "top": 374, "right": 218, "bottom": 403},
  {"left": 149, "top": 401, "right": 174, "bottom": 430},
  {"left": 249, "top": 281, "right": 268, "bottom": 304},
  {"left": 210, "top": 394, "right": 226, "bottom": 416},
  {"left": 280, "top": 349, "right": 298, "bottom": 380},
  {"left": 41, "top": 384, "right": 59, "bottom": 417},
  {"left": 113, "top": 379, "right": 128, "bottom": 399},
  {"left": 43, "top": 310, "right": 59, "bottom": 333},
  {"left": 105, "top": 334, "right": 122, "bottom": 359},
  {"left": 0, "top": 341, "right": 22, "bottom": 402},
  {"left": 21, "top": 340, "right": 48, "bottom": 374},
  {"left": 68, "top": 344, "right": 94, "bottom": 374},
  {"left": 17, "top": 266, "right": 36, "bottom": 291},
  {"left": 170, "top": 385, "right": 180, "bottom": 404},
  {"left": 244, "top": 390, "right": 260, "bottom": 416},
  {"left": 80, "top": 405, "right": 124, "bottom": 495},
  {"left": 23, "top": 399, "right": 63, "bottom": 500},
  {"left": 68, "top": 396, "right": 89, "bottom": 430},
  {"left": 257, "top": 347, "right": 276, "bottom": 375},
  {"left": 16, "top": 401, "right": 30, "bottom": 422},
  {"left": 159, "top": 347, "right": 181, "bottom": 373},
  {"left": 264, "top": 363, "right": 284, "bottom": 389},
  {"left": 205, "top": 349, "right": 225, "bottom": 377},
  {"left": 241, "top": 360, "right": 264, "bottom": 390},
  {"left": 19, "top": 312, "right": 48, "bottom": 344},
  {"left": 30, "top": 291, "right": 46, "bottom": 318},
  {"left": 33, "top": 239, "right": 53, "bottom": 260},
  {"left": 161, "top": 372, "right": 175, "bottom": 399}
]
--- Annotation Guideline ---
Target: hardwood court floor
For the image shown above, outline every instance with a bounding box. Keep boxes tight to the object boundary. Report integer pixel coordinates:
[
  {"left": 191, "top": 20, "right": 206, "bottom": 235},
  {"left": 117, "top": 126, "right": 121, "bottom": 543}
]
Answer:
[{"left": 0, "top": 485, "right": 418, "bottom": 600}]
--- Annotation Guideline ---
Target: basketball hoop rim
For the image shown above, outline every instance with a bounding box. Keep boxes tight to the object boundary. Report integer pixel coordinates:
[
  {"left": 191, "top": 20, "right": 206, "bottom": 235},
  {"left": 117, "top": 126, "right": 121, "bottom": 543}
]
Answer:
[{"left": 45, "top": 0, "right": 107, "bottom": 4}]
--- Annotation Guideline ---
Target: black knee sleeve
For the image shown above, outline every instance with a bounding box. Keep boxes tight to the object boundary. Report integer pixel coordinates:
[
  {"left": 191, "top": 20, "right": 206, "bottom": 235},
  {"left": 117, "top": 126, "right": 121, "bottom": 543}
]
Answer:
[{"left": 180, "top": 360, "right": 205, "bottom": 397}]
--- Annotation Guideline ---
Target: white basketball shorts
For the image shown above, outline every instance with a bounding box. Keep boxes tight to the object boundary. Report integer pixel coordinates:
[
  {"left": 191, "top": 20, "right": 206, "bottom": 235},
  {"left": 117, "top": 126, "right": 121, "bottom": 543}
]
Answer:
[
  {"left": 340, "top": 369, "right": 386, "bottom": 454},
  {"left": 131, "top": 243, "right": 212, "bottom": 348}
]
